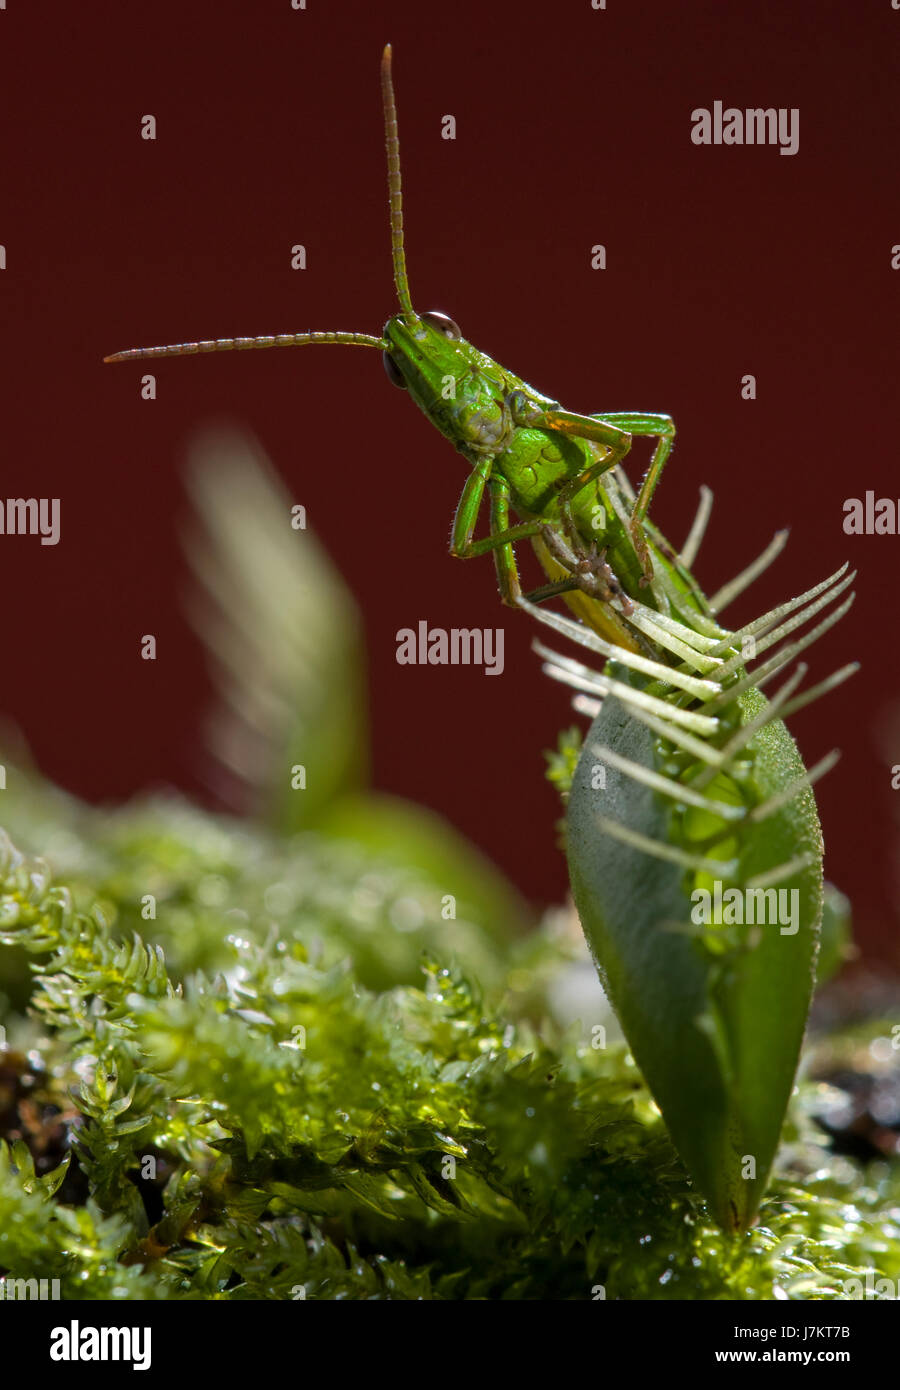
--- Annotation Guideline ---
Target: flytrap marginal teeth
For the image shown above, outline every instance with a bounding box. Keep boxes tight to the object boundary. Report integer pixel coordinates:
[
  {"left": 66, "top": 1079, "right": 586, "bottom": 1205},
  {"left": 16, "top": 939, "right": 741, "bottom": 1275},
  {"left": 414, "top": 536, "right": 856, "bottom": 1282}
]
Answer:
[
  {"left": 713, "top": 567, "right": 855, "bottom": 677},
  {"left": 528, "top": 627, "right": 719, "bottom": 700},
  {"left": 592, "top": 733, "right": 840, "bottom": 830},
  {"left": 740, "top": 573, "right": 856, "bottom": 662},
  {"left": 747, "top": 749, "right": 842, "bottom": 823},
  {"left": 572, "top": 693, "right": 603, "bottom": 719},
  {"left": 530, "top": 636, "right": 719, "bottom": 735},
  {"left": 533, "top": 641, "right": 609, "bottom": 691},
  {"left": 590, "top": 743, "right": 745, "bottom": 820},
  {"left": 777, "top": 662, "right": 860, "bottom": 721},
  {"left": 678, "top": 484, "right": 715, "bottom": 569},
  {"left": 642, "top": 556, "right": 726, "bottom": 639},
  {"left": 592, "top": 815, "right": 739, "bottom": 878},
  {"left": 604, "top": 702, "right": 725, "bottom": 766},
  {"left": 707, "top": 650, "right": 801, "bottom": 710},
  {"left": 520, "top": 603, "right": 723, "bottom": 695},
  {"left": 707, "top": 529, "right": 790, "bottom": 613},
  {"left": 622, "top": 604, "right": 725, "bottom": 669},
  {"left": 692, "top": 664, "right": 809, "bottom": 790},
  {"left": 708, "top": 561, "right": 851, "bottom": 656},
  {"left": 712, "top": 592, "right": 856, "bottom": 704},
  {"left": 541, "top": 659, "right": 611, "bottom": 702},
  {"left": 744, "top": 853, "right": 820, "bottom": 892}
]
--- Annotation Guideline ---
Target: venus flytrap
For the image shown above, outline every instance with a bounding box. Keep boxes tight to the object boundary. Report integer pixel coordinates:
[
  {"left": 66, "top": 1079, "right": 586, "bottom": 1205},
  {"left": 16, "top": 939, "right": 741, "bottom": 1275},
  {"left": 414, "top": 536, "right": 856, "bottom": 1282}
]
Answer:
[{"left": 528, "top": 488, "right": 856, "bottom": 1234}]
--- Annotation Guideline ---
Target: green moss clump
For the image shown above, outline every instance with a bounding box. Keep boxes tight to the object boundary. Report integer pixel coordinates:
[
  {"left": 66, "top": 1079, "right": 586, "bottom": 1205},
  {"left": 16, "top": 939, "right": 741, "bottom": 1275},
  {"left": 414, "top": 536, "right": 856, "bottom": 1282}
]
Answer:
[{"left": 1, "top": 817, "right": 898, "bottom": 1301}]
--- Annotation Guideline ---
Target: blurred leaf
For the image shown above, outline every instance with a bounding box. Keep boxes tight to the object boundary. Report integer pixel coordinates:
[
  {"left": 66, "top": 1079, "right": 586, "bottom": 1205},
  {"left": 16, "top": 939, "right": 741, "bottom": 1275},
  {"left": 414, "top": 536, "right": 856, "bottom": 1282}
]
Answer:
[
  {"left": 183, "top": 424, "right": 368, "bottom": 830},
  {"left": 316, "top": 792, "right": 531, "bottom": 952},
  {"left": 816, "top": 882, "right": 856, "bottom": 987}
]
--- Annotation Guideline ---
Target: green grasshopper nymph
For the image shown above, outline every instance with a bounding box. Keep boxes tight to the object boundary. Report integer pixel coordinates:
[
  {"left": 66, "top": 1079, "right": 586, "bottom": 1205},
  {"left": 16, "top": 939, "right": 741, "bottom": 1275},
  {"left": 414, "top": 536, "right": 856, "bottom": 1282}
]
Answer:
[
  {"left": 106, "top": 45, "right": 707, "bottom": 660},
  {"left": 106, "top": 45, "right": 859, "bottom": 1234}
]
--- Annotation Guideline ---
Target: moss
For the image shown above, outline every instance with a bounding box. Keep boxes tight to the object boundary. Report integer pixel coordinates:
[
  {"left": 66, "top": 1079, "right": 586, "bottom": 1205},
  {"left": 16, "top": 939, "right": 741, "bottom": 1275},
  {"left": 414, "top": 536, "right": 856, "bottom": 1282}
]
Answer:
[{"left": 0, "top": 811, "right": 897, "bottom": 1301}]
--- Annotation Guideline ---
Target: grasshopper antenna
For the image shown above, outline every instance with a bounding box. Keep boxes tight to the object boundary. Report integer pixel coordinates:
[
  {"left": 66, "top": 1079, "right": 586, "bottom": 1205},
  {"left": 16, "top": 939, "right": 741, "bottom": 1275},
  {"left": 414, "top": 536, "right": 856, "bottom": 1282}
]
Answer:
[
  {"left": 381, "top": 43, "right": 415, "bottom": 318},
  {"left": 104, "top": 56, "right": 401, "bottom": 364},
  {"left": 103, "top": 329, "right": 387, "bottom": 364}
]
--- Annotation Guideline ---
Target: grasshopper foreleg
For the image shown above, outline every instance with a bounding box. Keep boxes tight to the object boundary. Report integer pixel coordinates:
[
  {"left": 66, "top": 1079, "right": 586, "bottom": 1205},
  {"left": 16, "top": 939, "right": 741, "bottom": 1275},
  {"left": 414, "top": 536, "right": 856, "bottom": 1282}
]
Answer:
[
  {"left": 450, "top": 460, "right": 549, "bottom": 605},
  {"left": 449, "top": 406, "right": 675, "bottom": 611}
]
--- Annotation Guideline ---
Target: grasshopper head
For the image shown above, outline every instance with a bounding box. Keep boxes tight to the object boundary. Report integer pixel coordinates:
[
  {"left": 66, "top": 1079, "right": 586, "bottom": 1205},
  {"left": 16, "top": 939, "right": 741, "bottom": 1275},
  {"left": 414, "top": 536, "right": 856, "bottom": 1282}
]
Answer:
[{"left": 382, "top": 312, "right": 509, "bottom": 456}]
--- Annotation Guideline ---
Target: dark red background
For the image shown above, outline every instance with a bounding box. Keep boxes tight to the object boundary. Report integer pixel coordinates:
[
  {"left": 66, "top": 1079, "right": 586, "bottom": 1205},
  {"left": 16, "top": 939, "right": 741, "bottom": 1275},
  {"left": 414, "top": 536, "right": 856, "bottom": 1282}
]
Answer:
[{"left": 0, "top": 0, "right": 897, "bottom": 957}]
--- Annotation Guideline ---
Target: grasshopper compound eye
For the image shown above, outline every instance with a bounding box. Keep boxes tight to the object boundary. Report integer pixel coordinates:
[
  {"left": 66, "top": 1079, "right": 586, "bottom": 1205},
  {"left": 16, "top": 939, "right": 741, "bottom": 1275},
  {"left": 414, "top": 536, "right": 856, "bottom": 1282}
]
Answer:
[
  {"left": 382, "top": 352, "right": 407, "bottom": 388},
  {"left": 421, "top": 311, "right": 461, "bottom": 340}
]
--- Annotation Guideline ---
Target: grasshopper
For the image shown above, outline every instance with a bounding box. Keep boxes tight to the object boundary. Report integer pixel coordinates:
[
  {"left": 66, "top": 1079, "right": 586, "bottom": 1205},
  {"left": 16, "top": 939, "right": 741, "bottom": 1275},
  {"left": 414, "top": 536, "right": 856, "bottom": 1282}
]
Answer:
[{"left": 106, "top": 46, "right": 711, "bottom": 658}]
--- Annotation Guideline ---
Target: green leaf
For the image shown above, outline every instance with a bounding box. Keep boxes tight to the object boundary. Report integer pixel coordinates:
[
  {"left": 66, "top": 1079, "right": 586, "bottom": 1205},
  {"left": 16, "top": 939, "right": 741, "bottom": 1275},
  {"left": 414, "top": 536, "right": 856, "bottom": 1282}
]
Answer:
[
  {"left": 816, "top": 882, "right": 854, "bottom": 987},
  {"left": 566, "top": 685, "right": 823, "bottom": 1232},
  {"left": 183, "top": 426, "right": 368, "bottom": 830},
  {"left": 315, "top": 791, "right": 531, "bottom": 956}
]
